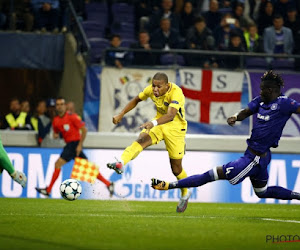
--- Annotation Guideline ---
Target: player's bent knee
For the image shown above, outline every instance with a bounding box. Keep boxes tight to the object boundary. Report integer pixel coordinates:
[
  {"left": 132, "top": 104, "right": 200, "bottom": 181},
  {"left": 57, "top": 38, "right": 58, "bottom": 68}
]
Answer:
[
  {"left": 255, "top": 191, "right": 267, "bottom": 198},
  {"left": 253, "top": 185, "right": 268, "bottom": 198}
]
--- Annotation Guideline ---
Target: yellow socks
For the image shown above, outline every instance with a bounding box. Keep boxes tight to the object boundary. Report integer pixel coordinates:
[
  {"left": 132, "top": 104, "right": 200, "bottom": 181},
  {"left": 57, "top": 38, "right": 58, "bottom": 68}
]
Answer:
[
  {"left": 176, "top": 169, "right": 188, "bottom": 197},
  {"left": 121, "top": 141, "right": 143, "bottom": 165}
]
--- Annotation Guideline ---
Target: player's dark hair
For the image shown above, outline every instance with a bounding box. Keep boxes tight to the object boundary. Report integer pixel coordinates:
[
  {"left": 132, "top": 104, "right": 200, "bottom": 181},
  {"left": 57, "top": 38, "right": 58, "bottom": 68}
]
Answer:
[
  {"left": 153, "top": 72, "right": 168, "bottom": 84},
  {"left": 261, "top": 70, "right": 284, "bottom": 89}
]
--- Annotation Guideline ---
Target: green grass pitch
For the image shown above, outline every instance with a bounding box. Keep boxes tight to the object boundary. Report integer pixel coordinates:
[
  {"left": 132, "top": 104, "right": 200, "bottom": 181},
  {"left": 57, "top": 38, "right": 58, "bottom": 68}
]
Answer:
[{"left": 0, "top": 198, "right": 299, "bottom": 249}]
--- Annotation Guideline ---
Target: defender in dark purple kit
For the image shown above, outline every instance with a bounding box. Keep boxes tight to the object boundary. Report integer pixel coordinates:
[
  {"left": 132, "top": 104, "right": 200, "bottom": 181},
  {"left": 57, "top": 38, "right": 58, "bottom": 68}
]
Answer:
[{"left": 152, "top": 71, "right": 300, "bottom": 204}]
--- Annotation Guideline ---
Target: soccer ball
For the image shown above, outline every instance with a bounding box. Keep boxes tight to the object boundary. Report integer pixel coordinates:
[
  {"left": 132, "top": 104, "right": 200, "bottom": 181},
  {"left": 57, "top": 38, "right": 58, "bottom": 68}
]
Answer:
[{"left": 60, "top": 179, "right": 82, "bottom": 201}]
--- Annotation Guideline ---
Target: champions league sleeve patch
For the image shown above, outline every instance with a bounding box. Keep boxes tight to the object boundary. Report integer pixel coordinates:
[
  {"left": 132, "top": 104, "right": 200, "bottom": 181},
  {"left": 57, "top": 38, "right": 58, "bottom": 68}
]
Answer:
[{"left": 171, "top": 100, "right": 179, "bottom": 104}]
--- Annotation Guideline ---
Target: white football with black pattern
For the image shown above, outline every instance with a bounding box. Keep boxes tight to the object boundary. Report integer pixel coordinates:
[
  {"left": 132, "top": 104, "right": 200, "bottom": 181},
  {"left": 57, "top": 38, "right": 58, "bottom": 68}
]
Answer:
[{"left": 60, "top": 179, "right": 82, "bottom": 201}]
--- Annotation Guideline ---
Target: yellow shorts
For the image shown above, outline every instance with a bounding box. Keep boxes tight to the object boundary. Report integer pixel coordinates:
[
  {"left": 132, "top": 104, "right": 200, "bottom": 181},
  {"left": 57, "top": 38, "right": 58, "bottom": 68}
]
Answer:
[{"left": 142, "top": 123, "right": 187, "bottom": 159}]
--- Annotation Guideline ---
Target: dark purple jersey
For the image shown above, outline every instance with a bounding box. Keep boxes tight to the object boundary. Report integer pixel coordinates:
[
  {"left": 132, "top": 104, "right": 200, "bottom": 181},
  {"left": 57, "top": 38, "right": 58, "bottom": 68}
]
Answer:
[{"left": 247, "top": 94, "right": 300, "bottom": 153}]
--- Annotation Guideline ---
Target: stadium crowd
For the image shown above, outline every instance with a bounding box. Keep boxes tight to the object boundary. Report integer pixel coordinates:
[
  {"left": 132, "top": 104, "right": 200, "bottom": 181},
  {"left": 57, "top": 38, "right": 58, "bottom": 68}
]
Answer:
[
  {"left": 0, "top": 97, "right": 77, "bottom": 147},
  {"left": 101, "top": 0, "right": 300, "bottom": 69},
  {"left": 1, "top": 0, "right": 300, "bottom": 68},
  {"left": 0, "top": 0, "right": 86, "bottom": 32}
]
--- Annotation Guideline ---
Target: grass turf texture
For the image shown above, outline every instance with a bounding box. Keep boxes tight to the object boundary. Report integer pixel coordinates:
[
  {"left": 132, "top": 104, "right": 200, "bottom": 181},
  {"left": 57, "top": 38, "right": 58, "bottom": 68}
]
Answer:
[{"left": 0, "top": 198, "right": 299, "bottom": 249}]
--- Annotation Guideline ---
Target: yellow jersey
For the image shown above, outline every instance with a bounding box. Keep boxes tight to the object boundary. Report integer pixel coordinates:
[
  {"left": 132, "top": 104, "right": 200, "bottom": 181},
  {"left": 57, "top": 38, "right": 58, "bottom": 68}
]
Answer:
[{"left": 138, "top": 82, "right": 187, "bottom": 128}]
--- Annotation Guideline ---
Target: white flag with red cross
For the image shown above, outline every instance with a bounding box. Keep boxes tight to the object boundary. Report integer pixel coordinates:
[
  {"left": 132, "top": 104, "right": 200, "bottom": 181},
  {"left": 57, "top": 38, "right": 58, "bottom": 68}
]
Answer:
[{"left": 179, "top": 69, "right": 244, "bottom": 124}]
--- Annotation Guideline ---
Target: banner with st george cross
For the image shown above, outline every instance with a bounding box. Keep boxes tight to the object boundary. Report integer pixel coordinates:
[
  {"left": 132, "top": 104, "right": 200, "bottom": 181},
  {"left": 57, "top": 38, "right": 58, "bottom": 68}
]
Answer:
[{"left": 178, "top": 69, "right": 251, "bottom": 135}]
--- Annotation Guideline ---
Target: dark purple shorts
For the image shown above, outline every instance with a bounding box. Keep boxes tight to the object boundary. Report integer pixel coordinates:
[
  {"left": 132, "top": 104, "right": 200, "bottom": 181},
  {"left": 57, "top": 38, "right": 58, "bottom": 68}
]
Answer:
[{"left": 222, "top": 148, "right": 271, "bottom": 185}]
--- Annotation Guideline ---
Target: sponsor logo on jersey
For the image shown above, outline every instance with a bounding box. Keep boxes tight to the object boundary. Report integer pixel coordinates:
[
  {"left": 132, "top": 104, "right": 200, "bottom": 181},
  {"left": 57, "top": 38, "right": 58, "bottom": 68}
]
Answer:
[{"left": 257, "top": 113, "right": 270, "bottom": 121}]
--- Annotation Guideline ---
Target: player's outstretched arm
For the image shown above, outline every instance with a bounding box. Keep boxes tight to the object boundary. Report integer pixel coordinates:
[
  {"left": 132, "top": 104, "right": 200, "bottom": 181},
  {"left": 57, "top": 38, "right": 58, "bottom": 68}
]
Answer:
[
  {"left": 113, "top": 96, "right": 142, "bottom": 124},
  {"left": 227, "top": 108, "right": 253, "bottom": 126}
]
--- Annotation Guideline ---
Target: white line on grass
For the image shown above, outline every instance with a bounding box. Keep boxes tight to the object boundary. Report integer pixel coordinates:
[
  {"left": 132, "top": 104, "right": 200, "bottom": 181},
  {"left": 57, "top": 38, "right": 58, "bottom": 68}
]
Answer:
[
  {"left": 261, "top": 218, "right": 300, "bottom": 224},
  {"left": 2, "top": 213, "right": 300, "bottom": 224}
]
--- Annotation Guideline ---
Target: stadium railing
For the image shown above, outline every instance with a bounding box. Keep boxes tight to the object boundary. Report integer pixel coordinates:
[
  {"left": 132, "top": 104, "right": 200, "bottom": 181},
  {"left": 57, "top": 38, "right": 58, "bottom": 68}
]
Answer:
[
  {"left": 100, "top": 47, "right": 300, "bottom": 70},
  {"left": 1, "top": 130, "right": 300, "bottom": 154},
  {"left": 67, "top": 0, "right": 91, "bottom": 65}
]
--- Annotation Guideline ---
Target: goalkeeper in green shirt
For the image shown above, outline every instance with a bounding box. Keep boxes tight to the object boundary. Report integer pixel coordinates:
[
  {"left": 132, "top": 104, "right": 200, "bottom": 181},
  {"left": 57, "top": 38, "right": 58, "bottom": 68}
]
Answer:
[{"left": 0, "top": 139, "right": 27, "bottom": 188}]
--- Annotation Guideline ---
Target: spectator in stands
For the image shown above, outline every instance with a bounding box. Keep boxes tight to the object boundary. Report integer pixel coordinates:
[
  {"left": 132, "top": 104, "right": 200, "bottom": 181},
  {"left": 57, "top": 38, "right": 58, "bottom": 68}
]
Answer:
[
  {"left": 21, "top": 99, "right": 38, "bottom": 131},
  {"left": 274, "top": 0, "right": 296, "bottom": 21},
  {"left": 0, "top": 0, "right": 8, "bottom": 30},
  {"left": 32, "top": 0, "right": 60, "bottom": 32},
  {"left": 105, "top": 34, "right": 130, "bottom": 69},
  {"left": 294, "top": 30, "right": 300, "bottom": 70},
  {"left": 213, "top": 13, "right": 243, "bottom": 51},
  {"left": 40, "top": 98, "right": 66, "bottom": 147},
  {"left": 21, "top": 100, "right": 30, "bottom": 113},
  {"left": 130, "top": 30, "right": 157, "bottom": 66},
  {"left": 34, "top": 99, "right": 51, "bottom": 145},
  {"left": 285, "top": 6, "right": 300, "bottom": 40},
  {"left": 10, "top": 0, "right": 34, "bottom": 31},
  {"left": 223, "top": 30, "right": 246, "bottom": 69},
  {"left": 180, "top": 1, "right": 195, "bottom": 36},
  {"left": 134, "top": 0, "right": 153, "bottom": 32},
  {"left": 2, "top": 98, "right": 33, "bottom": 130},
  {"left": 232, "top": 2, "right": 249, "bottom": 30},
  {"left": 150, "top": 17, "right": 181, "bottom": 50},
  {"left": 203, "top": 0, "right": 222, "bottom": 32},
  {"left": 185, "top": 16, "right": 216, "bottom": 67},
  {"left": 66, "top": 101, "right": 81, "bottom": 119},
  {"left": 257, "top": 1, "right": 274, "bottom": 35},
  {"left": 66, "top": 101, "right": 76, "bottom": 114},
  {"left": 244, "top": 0, "right": 262, "bottom": 24},
  {"left": 243, "top": 22, "right": 264, "bottom": 52},
  {"left": 60, "top": 0, "right": 86, "bottom": 33},
  {"left": 263, "top": 14, "right": 294, "bottom": 56},
  {"left": 147, "top": 0, "right": 181, "bottom": 33},
  {"left": 219, "top": 0, "right": 232, "bottom": 8}
]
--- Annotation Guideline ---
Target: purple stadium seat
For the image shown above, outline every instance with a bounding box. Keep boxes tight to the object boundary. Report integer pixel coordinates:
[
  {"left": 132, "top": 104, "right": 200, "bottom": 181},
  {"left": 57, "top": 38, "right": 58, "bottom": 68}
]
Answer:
[
  {"left": 160, "top": 54, "right": 185, "bottom": 66},
  {"left": 88, "top": 37, "right": 110, "bottom": 63},
  {"left": 111, "top": 3, "right": 135, "bottom": 23},
  {"left": 85, "top": 2, "right": 108, "bottom": 25},
  {"left": 85, "top": 2, "right": 108, "bottom": 12},
  {"left": 245, "top": 57, "right": 269, "bottom": 69},
  {"left": 111, "top": 22, "right": 135, "bottom": 39},
  {"left": 271, "top": 59, "right": 295, "bottom": 70},
  {"left": 121, "top": 39, "right": 136, "bottom": 48},
  {"left": 82, "top": 21, "right": 106, "bottom": 38}
]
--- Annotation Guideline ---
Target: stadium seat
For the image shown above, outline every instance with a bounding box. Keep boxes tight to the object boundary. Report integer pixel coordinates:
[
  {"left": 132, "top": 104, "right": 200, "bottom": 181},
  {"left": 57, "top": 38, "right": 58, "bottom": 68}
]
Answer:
[
  {"left": 88, "top": 37, "right": 110, "bottom": 63},
  {"left": 82, "top": 21, "right": 106, "bottom": 38},
  {"left": 111, "top": 3, "right": 135, "bottom": 23},
  {"left": 85, "top": 2, "right": 108, "bottom": 25},
  {"left": 85, "top": 2, "right": 108, "bottom": 13},
  {"left": 121, "top": 39, "right": 136, "bottom": 48},
  {"left": 160, "top": 54, "right": 186, "bottom": 66},
  {"left": 111, "top": 22, "right": 135, "bottom": 39},
  {"left": 245, "top": 57, "right": 269, "bottom": 69},
  {"left": 271, "top": 59, "right": 295, "bottom": 70}
]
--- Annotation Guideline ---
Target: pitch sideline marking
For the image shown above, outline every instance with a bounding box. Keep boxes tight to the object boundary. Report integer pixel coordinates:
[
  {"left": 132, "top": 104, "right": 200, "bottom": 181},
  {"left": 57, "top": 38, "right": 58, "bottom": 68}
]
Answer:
[
  {"left": 261, "top": 218, "right": 300, "bottom": 224},
  {"left": 1, "top": 213, "right": 300, "bottom": 224}
]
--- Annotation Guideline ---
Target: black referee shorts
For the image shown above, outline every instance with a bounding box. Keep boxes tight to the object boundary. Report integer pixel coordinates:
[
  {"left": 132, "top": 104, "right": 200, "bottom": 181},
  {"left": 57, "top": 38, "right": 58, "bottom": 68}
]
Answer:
[{"left": 60, "top": 140, "right": 87, "bottom": 162}]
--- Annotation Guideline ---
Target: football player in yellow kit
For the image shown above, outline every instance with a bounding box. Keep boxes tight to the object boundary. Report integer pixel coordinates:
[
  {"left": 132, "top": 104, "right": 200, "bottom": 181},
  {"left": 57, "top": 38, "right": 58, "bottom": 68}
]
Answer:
[{"left": 107, "top": 72, "right": 191, "bottom": 212}]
